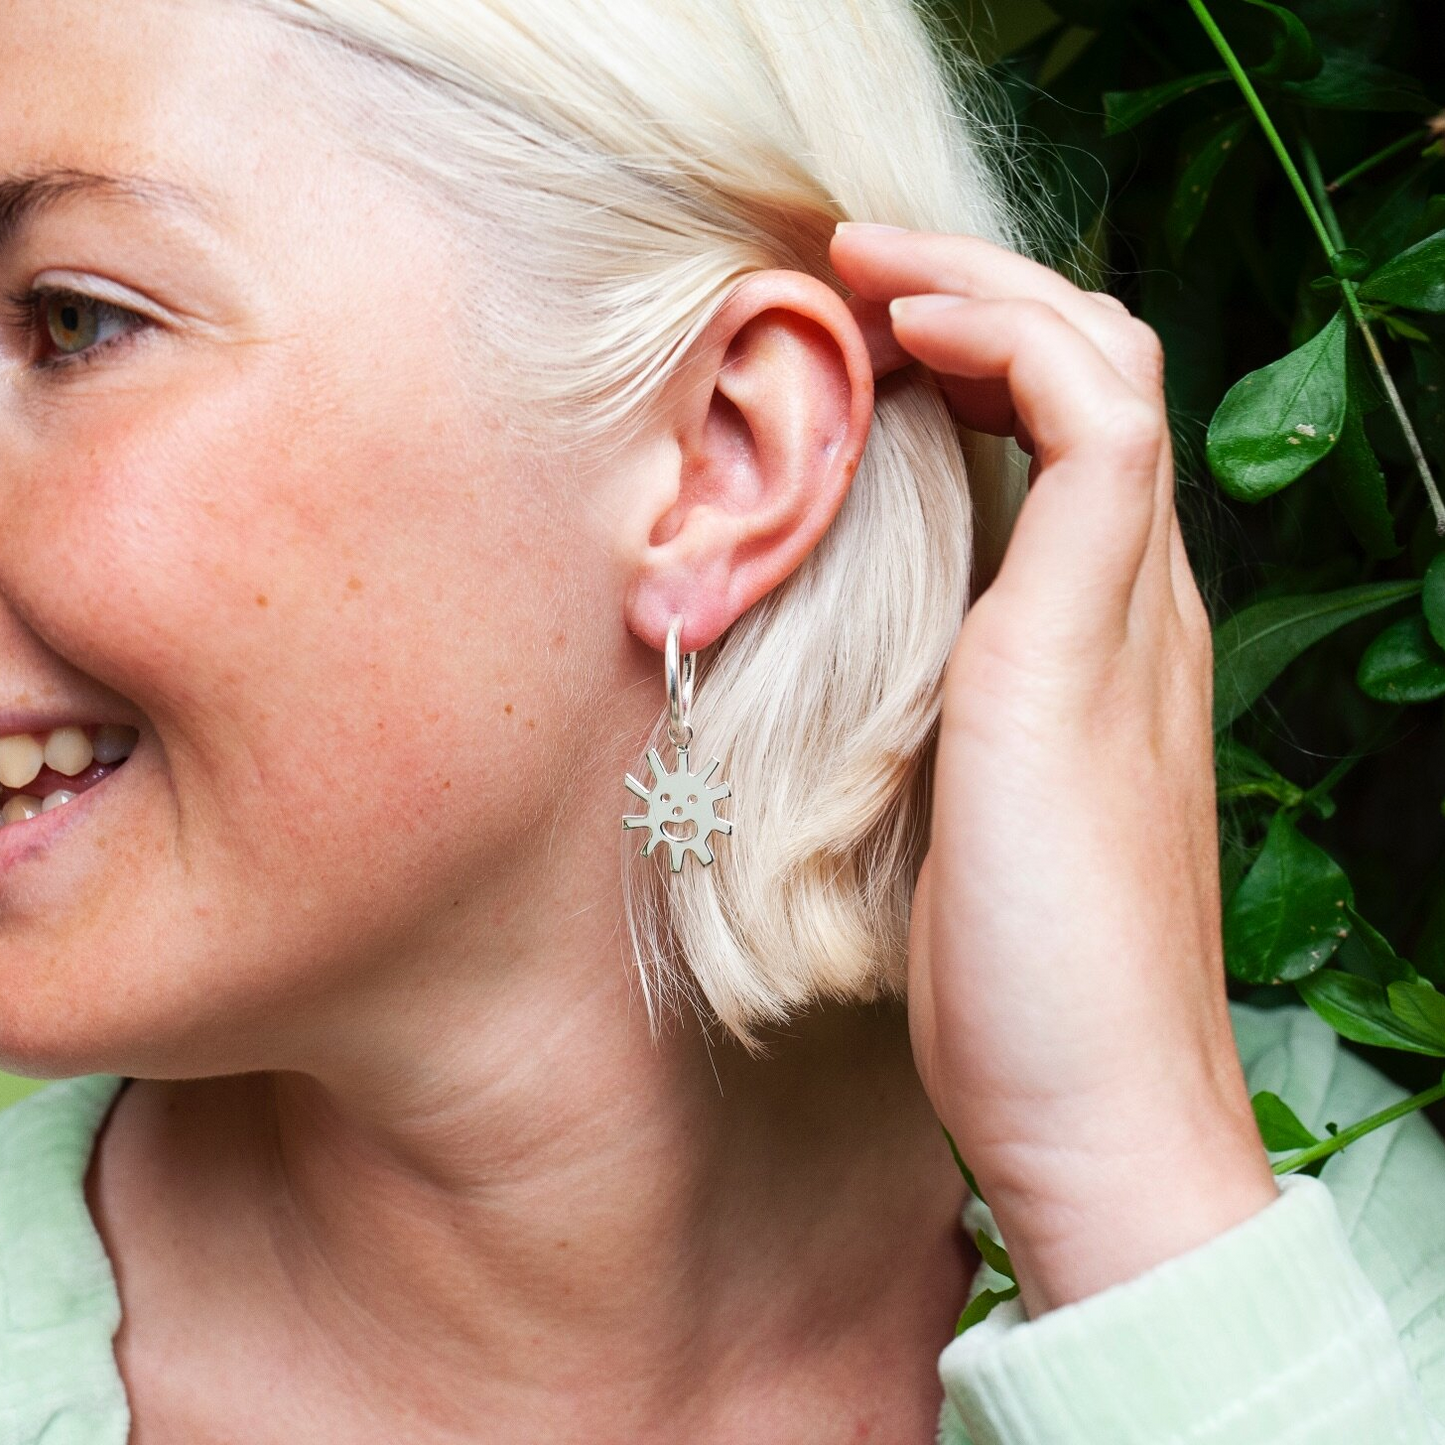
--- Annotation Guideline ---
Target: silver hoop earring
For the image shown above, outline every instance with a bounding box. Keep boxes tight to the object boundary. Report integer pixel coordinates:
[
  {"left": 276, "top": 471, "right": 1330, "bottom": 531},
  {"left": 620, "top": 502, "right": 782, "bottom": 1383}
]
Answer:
[{"left": 622, "top": 616, "right": 734, "bottom": 873}]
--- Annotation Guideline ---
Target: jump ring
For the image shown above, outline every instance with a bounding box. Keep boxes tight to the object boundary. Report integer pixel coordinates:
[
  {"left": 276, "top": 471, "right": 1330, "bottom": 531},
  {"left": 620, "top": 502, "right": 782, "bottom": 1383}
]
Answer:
[{"left": 666, "top": 615, "right": 694, "bottom": 749}]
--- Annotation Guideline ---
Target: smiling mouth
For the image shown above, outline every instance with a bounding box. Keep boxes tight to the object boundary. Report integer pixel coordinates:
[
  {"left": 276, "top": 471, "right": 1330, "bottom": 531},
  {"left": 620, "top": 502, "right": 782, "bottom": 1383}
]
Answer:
[{"left": 0, "top": 724, "right": 139, "bottom": 825}]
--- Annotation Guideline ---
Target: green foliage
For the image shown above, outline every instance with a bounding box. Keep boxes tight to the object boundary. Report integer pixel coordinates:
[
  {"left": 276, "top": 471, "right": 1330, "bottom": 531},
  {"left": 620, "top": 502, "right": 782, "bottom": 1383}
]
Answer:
[
  {"left": 1324, "top": 403, "right": 1400, "bottom": 560},
  {"left": 1211, "top": 578, "right": 1420, "bottom": 728},
  {"left": 1423, "top": 550, "right": 1445, "bottom": 648},
  {"left": 1223, "top": 808, "right": 1351, "bottom": 982},
  {"left": 1206, "top": 307, "right": 1348, "bottom": 500},
  {"left": 1356, "top": 613, "right": 1445, "bottom": 701},
  {"left": 1360, "top": 230, "right": 1445, "bottom": 312},
  {"left": 954, "top": 1227, "right": 1022, "bottom": 1334},
  {"left": 1297, "top": 969, "right": 1445, "bottom": 1054},
  {"left": 954, "top": 1278, "right": 1022, "bottom": 1334},
  {"left": 1251, "top": 1089, "right": 1329, "bottom": 1175},
  {"left": 941, "top": 1122, "right": 988, "bottom": 1207},
  {"left": 935, "top": 0, "right": 1445, "bottom": 1319},
  {"left": 975, "top": 1228, "right": 1018, "bottom": 1281},
  {"left": 1251, "top": 1089, "right": 1321, "bottom": 1150}
]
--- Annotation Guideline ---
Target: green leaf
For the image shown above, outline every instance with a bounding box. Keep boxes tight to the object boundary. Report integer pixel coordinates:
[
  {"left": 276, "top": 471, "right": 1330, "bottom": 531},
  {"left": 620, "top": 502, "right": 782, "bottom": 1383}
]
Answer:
[
  {"left": 974, "top": 1227, "right": 1017, "bottom": 1282},
  {"left": 1215, "top": 735, "right": 1308, "bottom": 807},
  {"left": 1335, "top": 905, "right": 1419, "bottom": 985},
  {"left": 1379, "top": 313, "right": 1434, "bottom": 344},
  {"left": 1282, "top": 55, "right": 1431, "bottom": 113},
  {"left": 1355, "top": 155, "right": 1437, "bottom": 268},
  {"left": 1103, "top": 72, "right": 1230, "bottom": 134},
  {"left": 1323, "top": 403, "right": 1400, "bottom": 559},
  {"left": 1223, "top": 810, "right": 1353, "bottom": 983},
  {"left": 1360, "top": 229, "right": 1445, "bottom": 313},
  {"left": 1251, "top": 1090, "right": 1322, "bottom": 1150},
  {"left": 1357, "top": 614, "right": 1445, "bottom": 703},
  {"left": 1241, "top": 0, "right": 1322, "bottom": 80},
  {"left": 1291, "top": 0, "right": 1397, "bottom": 57},
  {"left": 1329, "top": 248, "right": 1372, "bottom": 280},
  {"left": 1206, "top": 308, "right": 1349, "bottom": 501},
  {"left": 1211, "top": 579, "right": 1422, "bottom": 729},
  {"left": 1409, "top": 197, "right": 1445, "bottom": 251},
  {"left": 955, "top": 1283, "right": 1021, "bottom": 1335},
  {"left": 1388, "top": 980, "right": 1445, "bottom": 1049},
  {"left": 1297, "top": 970, "right": 1445, "bottom": 1055},
  {"left": 941, "top": 1123, "right": 987, "bottom": 1208},
  {"left": 1424, "top": 553, "right": 1445, "bottom": 651},
  {"left": 1168, "top": 113, "right": 1251, "bottom": 262}
]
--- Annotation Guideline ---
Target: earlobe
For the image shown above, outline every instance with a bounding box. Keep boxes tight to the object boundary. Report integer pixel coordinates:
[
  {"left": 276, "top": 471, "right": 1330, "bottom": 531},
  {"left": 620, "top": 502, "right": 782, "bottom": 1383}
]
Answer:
[{"left": 626, "top": 270, "right": 874, "bottom": 655}]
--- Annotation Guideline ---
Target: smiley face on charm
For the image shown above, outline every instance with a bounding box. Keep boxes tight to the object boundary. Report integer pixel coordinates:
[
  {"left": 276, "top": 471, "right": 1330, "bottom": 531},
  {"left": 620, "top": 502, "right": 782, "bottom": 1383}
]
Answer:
[{"left": 622, "top": 744, "right": 734, "bottom": 872}]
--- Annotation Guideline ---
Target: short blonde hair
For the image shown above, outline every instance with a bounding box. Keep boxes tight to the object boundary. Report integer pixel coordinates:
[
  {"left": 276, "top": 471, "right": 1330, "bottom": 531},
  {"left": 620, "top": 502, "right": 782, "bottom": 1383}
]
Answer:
[{"left": 246, "top": 0, "right": 1031, "bottom": 1054}]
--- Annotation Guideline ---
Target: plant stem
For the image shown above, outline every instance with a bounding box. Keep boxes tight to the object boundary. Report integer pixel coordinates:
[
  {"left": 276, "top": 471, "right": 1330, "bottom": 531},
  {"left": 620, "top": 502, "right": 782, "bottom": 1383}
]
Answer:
[
  {"left": 1184, "top": 0, "right": 1445, "bottom": 532},
  {"left": 1183, "top": 0, "right": 1335, "bottom": 255},
  {"left": 1298, "top": 134, "right": 1445, "bottom": 533},
  {"left": 1272, "top": 1073, "right": 1445, "bottom": 1175},
  {"left": 1293, "top": 705, "right": 1403, "bottom": 815},
  {"left": 1298, "top": 138, "right": 1347, "bottom": 251},
  {"left": 1327, "top": 126, "right": 1432, "bottom": 193}
]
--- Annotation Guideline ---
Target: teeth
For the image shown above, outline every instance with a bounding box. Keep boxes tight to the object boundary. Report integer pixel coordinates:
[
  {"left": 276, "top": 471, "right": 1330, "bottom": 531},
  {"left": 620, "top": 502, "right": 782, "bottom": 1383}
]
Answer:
[
  {"left": 43, "top": 726, "right": 93, "bottom": 777},
  {"left": 0, "top": 735, "right": 44, "bottom": 789},
  {"left": 1, "top": 795, "right": 42, "bottom": 824},
  {"left": 0, "top": 723, "right": 139, "bottom": 824},
  {"left": 92, "top": 725, "right": 138, "bottom": 765},
  {"left": 0, "top": 723, "right": 137, "bottom": 776}
]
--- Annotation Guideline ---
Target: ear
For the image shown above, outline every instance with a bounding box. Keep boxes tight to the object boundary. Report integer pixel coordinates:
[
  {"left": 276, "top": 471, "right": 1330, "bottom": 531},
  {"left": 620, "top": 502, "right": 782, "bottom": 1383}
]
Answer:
[{"left": 624, "top": 269, "right": 875, "bottom": 653}]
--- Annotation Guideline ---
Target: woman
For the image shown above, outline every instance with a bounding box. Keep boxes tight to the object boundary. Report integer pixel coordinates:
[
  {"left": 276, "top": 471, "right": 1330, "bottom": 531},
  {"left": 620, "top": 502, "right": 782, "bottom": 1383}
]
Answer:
[{"left": 1, "top": 0, "right": 1442, "bottom": 1441}]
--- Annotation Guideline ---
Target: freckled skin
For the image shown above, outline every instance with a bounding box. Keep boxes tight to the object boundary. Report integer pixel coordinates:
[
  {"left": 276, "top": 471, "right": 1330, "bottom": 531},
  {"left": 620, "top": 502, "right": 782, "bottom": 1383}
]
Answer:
[
  {"left": 0, "top": 2, "right": 967, "bottom": 1440},
  {"left": 0, "top": 0, "right": 628, "bottom": 1079}
]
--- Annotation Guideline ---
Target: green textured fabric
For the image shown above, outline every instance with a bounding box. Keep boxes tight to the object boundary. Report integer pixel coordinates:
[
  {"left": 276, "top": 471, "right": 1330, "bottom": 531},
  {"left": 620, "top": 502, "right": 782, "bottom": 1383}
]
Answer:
[
  {"left": 0, "top": 1071, "right": 130, "bottom": 1445},
  {"left": 938, "top": 1001, "right": 1445, "bottom": 1444},
  {"left": 1, "top": 1000, "right": 1443, "bottom": 1444}
]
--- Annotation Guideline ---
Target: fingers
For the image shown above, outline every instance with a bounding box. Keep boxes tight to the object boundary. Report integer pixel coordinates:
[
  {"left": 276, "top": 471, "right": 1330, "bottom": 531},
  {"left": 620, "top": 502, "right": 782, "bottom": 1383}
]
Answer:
[
  {"left": 845, "top": 293, "right": 1037, "bottom": 446},
  {"left": 831, "top": 227, "right": 1165, "bottom": 400},
  {"left": 887, "top": 294, "right": 1165, "bottom": 624},
  {"left": 887, "top": 294, "right": 1158, "bottom": 476},
  {"left": 830, "top": 224, "right": 1192, "bottom": 641},
  {"left": 1089, "top": 291, "right": 1131, "bottom": 314}
]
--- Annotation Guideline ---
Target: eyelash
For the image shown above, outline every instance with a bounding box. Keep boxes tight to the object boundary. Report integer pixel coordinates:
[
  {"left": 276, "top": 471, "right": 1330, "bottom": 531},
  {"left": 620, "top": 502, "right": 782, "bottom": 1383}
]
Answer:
[{"left": 0, "top": 285, "right": 153, "bottom": 374}]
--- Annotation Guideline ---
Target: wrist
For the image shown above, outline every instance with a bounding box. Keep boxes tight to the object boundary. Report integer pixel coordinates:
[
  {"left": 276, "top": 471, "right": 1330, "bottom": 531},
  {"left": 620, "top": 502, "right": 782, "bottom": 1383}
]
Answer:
[{"left": 981, "top": 1133, "right": 1281, "bottom": 1318}]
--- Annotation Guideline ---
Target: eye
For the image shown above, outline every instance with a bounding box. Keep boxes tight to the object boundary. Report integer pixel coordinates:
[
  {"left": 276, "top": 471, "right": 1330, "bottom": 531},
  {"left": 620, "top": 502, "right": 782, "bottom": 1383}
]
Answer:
[{"left": 2, "top": 284, "right": 154, "bottom": 373}]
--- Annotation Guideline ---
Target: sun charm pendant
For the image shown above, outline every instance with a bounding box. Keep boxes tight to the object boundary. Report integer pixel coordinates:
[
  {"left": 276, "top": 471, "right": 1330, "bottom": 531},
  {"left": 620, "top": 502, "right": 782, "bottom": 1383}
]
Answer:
[{"left": 622, "top": 743, "right": 734, "bottom": 873}]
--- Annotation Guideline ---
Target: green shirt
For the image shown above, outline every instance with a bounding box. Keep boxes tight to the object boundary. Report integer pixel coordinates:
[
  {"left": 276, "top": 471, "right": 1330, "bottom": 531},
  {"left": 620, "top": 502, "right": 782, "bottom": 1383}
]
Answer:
[{"left": 2, "top": 1000, "right": 1443, "bottom": 1444}]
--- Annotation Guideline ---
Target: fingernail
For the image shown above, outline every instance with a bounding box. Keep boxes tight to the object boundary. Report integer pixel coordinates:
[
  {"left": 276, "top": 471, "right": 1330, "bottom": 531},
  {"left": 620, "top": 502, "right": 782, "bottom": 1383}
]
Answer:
[
  {"left": 889, "top": 294, "right": 965, "bottom": 318},
  {"left": 835, "top": 221, "right": 909, "bottom": 235}
]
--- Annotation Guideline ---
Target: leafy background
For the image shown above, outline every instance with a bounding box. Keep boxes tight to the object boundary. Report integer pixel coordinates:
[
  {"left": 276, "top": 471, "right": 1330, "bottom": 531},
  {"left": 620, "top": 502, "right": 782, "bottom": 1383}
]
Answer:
[
  {"left": 946, "top": 0, "right": 1445, "bottom": 1137},
  {"left": 939, "top": 0, "right": 1445, "bottom": 1329},
  {"left": 4, "top": 1, "right": 1445, "bottom": 1157}
]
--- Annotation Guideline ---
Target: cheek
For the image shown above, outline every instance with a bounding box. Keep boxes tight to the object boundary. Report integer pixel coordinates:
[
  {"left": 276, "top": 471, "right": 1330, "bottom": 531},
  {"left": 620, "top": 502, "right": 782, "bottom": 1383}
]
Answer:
[{"left": 6, "top": 358, "right": 588, "bottom": 942}]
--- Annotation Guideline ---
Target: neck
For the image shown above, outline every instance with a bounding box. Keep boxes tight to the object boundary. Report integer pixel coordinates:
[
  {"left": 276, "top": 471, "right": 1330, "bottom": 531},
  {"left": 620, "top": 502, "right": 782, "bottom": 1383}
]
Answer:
[{"left": 91, "top": 889, "right": 975, "bottom": 1442}]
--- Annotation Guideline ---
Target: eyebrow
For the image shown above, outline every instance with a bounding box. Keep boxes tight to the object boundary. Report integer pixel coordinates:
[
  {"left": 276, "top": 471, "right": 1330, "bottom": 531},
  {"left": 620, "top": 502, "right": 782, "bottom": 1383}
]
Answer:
[{"left": 0, "top": 167, "right": 212, "bottom": 255}]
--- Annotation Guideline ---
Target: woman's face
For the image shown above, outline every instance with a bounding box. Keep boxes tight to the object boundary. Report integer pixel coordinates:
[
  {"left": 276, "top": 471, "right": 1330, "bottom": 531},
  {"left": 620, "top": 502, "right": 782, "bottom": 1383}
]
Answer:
[{"left": 0, "top": 0, "right": 633, "bottom": 1077}]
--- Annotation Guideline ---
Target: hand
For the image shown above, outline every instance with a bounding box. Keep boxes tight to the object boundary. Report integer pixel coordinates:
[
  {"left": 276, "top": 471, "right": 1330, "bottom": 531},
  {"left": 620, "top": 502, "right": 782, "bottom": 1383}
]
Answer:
[{"left": 828, "top": 223, "right": 1281, "bottom": 1319}]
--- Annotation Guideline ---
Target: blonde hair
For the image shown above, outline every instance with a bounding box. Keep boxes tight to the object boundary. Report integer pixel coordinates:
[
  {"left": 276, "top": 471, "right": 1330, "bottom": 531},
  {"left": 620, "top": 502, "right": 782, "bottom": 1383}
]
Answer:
[{"left": 246, "top": 0, "right": 1032, "bottom": 1054}]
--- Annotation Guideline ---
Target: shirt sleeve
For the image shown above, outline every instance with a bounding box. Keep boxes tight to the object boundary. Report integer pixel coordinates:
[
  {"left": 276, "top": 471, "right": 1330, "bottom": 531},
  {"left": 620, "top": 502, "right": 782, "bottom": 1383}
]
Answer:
[{"left": 934, "top": 1000, "right": 1445, "bottom": 1445}]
